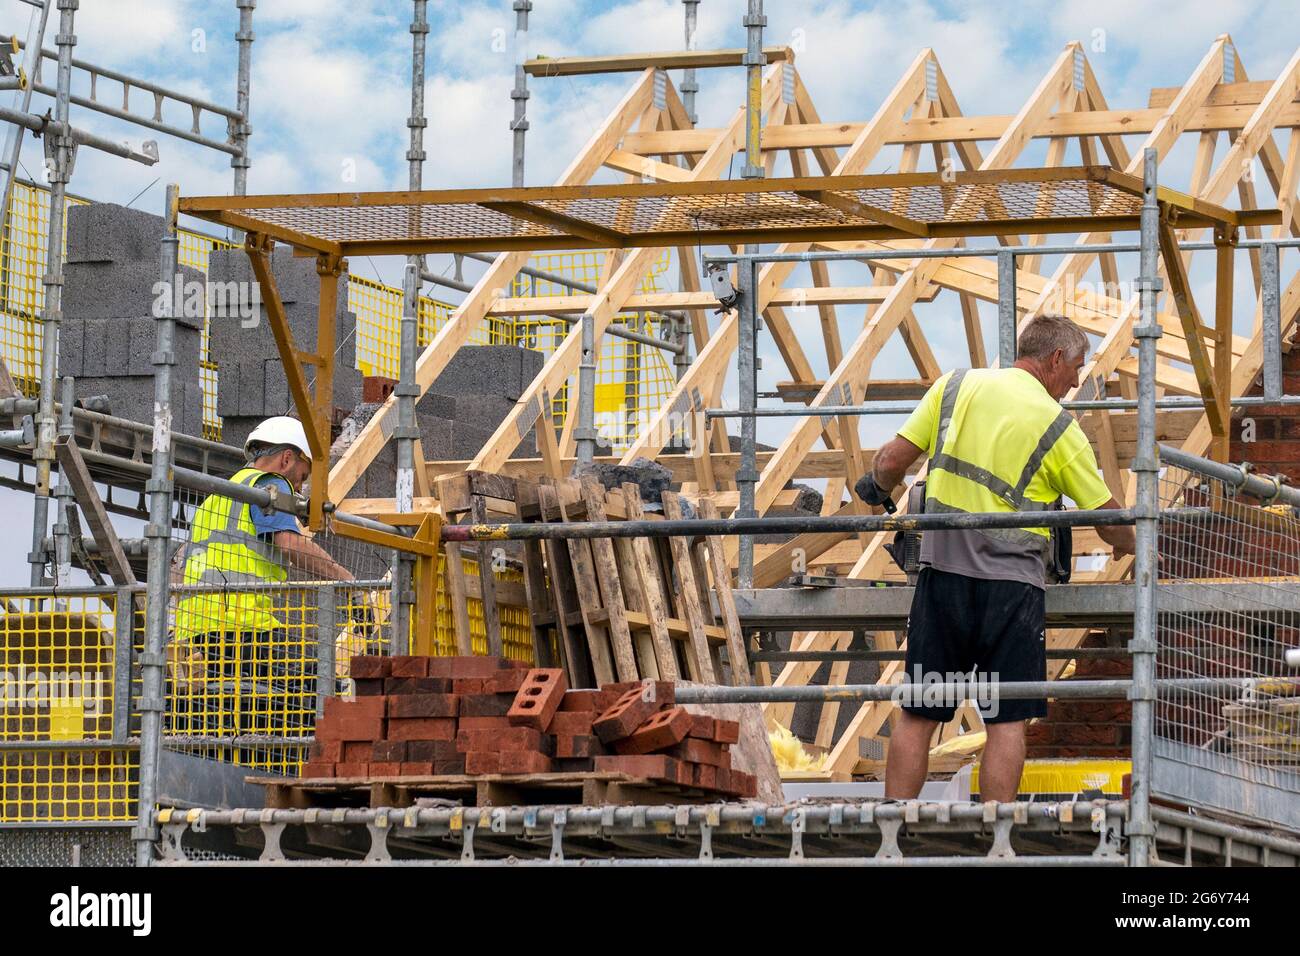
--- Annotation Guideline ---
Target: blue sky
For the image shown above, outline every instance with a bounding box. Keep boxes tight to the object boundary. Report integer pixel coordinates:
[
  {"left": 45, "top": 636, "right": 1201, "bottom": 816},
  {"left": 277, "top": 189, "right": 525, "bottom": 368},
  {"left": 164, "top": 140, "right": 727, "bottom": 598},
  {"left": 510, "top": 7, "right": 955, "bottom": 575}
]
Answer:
[{"left": 1, "top": 0, "right": 1295, "bottom": 579}]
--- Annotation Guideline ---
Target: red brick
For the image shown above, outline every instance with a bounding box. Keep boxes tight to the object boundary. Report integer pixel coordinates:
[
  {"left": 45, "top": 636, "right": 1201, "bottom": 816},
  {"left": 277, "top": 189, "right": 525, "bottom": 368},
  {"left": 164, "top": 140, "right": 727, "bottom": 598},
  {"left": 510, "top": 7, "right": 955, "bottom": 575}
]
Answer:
[
  {"left": 548, "top": 710, "right": 595, "bottom": 735},
  {"left": 458, "top": 716, "right": 511, "bottom": 732},
  {"left": 388, "top": 694, "right": 459, "bottom": 719},
  {"left": 389, "top": 656, "right": 430, "bottom": 678},
  {"left": 385, "top": 676, "right": 453, "bottom": 695},
  {"left": 406, "top": 739, "right": 460, "bottom": 762},
  {"left": 555, "top": 734, "right": 601, "bottom": 758},
  {"left": 369, "top": 761, "right": 403, "bottom": 778},
  {"left": 485, "top": 669, "right": 530, "bottom": 694},
  {"left": 455, "top": 726, "right": 551, "bottom": 754},
  {"left": 388, "top": 717, "right": 457, "bottom": 742},
  {"left": 349, "top": 656, "right": 391, "bottom": 680},
  {"left": 464, "top": 751, "right": 502, "bottom": 775},
  {"left": 508, "top": 669, "right": 569, "bottom": 731},
  {"left": 594, "top": 754, "right": 679, "bottom": 783},
  {"left": 613, "top": 706, "right": 693, "bottom": 755},
  {"left": 712, "top": 719, "right": 740, "bottom": 745},
  {"left": 665, "top": 737, "right": 729, "bottom": 767},
  {"left": 400, "top": 761, "right": 435, "bottom": 776},
  {"left": 692, "top": 763, "right": 718, "bottom": 791},
  {"left": 371, "top": 740, "right": 407, "bottom": 763},
  {"left": 460, "top": 693, "right": 515, "bottom": 718},
  {"left": 335, "top": 762, "right": 369, "bottom": 778},
  {"left": 353, "top": 678, "right": 385, "bottom": 697},
  {"left": 427, "top": 656, "right": 513, "bottom": 679},
  {"left": 336, "top": 716, "right": 385, "bottom": 742},
  {"left": 592, "top": 682, "right": 674, "bottom": 743},
  {"left": 342, "top": 741, "right": 373, "bottom": 762},
  {"left": 433, "top": 756, "right": 466, "bottom": 775},
  {"left": 325, "top": 696, "right": 386, "bottom": 721},
  {"left": 312, "top": 739, "right": 343, "bottom": 763},
  {"left": 300, "top": 761, "right": 335, "bottom": 778},
  {"left": 555, "top": 757, "right": 595, "bottom": 773},
  {"left": 686, "top": 714, "right": 715, "bottom": 739},
  {"left": 559, "top": 690, "right": 604, "bottom": 712},
  {"left": 730, "top": 770, "right": 757, "bottom": 798},
  {"left": 362, "top": 375, "right": 396, "bottom": 403},
  {"left": 601, "top": 681, "right": 644, "bottom": 697},
  {"left": 452, "top": 677, "right": 487, "bottom": 694},
  {"left": 1051, "top": 723, "right": 1120, "bottom": 745},
  {"left": 498, "top": 750, "right": 553, "bottom": 774},
  {"left": 509, "top": 658, "right": 532, "bottom": 669}
]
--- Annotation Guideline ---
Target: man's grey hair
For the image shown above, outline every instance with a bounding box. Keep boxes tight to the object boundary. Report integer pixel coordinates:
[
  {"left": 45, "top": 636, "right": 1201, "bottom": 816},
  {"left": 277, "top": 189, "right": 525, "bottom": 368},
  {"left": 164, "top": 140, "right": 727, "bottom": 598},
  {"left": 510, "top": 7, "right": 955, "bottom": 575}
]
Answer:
[
  {"left": 247, "top": 442, "right": 297, "bottom": 464},
  {"left": 1017, "top": 313, "right": 1089, "bottom": 362}
]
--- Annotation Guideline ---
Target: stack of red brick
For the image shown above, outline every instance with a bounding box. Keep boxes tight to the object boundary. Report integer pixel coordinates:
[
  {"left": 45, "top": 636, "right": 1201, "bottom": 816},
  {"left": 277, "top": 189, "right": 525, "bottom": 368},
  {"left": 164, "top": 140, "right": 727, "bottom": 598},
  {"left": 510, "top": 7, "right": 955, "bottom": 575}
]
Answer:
[{"left": 302, "top": 655, "right": 756, "bottom": 798}]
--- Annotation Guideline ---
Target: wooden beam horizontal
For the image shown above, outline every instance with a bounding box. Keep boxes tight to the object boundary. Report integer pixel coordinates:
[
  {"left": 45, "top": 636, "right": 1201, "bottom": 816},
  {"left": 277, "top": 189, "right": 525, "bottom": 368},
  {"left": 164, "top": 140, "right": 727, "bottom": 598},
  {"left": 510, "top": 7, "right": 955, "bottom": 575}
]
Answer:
[
  {"left": 524, "top": 47, "right": 794, "bottom": 76},
  {"left": 774, "top": 378, "right": 935, "bottom": 402},
  {"left": 620, "top": 101, "right": 1300, "bottom": 154},
  {"left": 426, "top": 449, "right": 870, "bottom": 485}
]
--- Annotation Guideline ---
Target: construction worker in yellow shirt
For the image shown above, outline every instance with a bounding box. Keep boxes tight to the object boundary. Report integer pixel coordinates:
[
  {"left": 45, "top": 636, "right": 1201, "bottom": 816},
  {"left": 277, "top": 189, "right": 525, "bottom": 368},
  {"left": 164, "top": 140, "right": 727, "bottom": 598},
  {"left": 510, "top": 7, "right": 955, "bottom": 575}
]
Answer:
[{"left": 856, "top": 314, "right": 1135, "bottom": 803}]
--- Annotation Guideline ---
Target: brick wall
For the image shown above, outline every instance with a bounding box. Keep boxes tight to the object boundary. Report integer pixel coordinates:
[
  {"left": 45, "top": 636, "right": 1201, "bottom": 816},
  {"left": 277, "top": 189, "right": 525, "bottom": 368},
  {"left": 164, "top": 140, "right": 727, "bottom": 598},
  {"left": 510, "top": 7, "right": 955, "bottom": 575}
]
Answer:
[{"left": 1030, "top": 345, "right": 1300, "bottom": 760}]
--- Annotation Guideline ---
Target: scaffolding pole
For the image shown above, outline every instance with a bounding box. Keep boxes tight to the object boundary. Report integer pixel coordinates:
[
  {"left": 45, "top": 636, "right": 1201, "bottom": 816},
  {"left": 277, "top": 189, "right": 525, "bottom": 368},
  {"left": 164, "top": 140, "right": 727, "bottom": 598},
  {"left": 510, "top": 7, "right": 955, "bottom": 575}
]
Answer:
[
  {"left": 135, "top": 183, "right": 180, "bottom": 867},
  {"left": 390, "top": 0, "right": 429, "bottom": 654},
  {"left": 28, "top": 0, "right": 75, "bottom": 588},
  {"left": 232, "top": 0, "right": 255, "bottom": 195},
  {"left": 741, "top": 0, "right": 765, "bottom": 179},
  {"left": 1128, "top": 147, "right": 1162, "bottom": 868},
  {"left": 681, "top": 0, "right": 700, "bottom": 125},
  {"left": 510, "top": 0, "right": 532, "bottom": 188}
]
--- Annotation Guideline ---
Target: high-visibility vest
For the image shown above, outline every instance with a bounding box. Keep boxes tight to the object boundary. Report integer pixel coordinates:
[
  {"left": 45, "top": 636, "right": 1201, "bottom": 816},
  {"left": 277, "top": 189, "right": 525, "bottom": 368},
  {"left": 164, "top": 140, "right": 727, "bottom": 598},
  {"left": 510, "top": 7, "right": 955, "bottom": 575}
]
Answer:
[
  {"left": 924, "top": 368, "right": 1076, "bottom": 559},
  {"left": 174, "top": 468, "right": 289, "bottom": 639}
]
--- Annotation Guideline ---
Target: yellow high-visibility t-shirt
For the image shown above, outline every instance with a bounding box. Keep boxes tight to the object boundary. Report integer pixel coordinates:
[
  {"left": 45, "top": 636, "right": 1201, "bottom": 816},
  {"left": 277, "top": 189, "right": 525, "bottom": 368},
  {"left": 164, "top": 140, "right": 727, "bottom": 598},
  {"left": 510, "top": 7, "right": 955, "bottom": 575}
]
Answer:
[{"left": 897, "top": 367, "right": 1111, "bottom": 588}]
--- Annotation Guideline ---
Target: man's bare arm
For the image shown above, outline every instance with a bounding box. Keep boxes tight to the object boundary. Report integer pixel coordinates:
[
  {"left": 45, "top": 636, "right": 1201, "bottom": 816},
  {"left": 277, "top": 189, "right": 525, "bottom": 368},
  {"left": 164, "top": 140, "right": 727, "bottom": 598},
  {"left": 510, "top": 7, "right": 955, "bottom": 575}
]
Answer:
[
  {"left": 871, "top": 435, "right": 927, "bottom": 493},
  {"left": 272, "top": 531, "right": 355, "bottom": 581},
  {"left": 1093, "top": 498, "right": 1135, "bottom": 557}
]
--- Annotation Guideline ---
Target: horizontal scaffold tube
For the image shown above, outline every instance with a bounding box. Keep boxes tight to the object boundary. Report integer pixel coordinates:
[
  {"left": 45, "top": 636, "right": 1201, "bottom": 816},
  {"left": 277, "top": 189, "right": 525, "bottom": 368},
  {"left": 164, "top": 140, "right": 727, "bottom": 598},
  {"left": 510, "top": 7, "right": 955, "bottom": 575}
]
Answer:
[
  {"left": 672, "top": 676, "right": 1300, "bottom": 705},
  {"left": 1160, "top": 443, "right": 1300, "bottom": 509},
  {"left": 440, "top": 507, "right": 1135, "bottom": 541}
]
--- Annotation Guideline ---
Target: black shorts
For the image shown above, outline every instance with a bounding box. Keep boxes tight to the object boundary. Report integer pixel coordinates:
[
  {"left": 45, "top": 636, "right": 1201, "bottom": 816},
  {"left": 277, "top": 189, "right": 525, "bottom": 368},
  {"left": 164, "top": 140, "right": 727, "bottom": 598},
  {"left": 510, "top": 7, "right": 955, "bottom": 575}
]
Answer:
[{"left": 900, "top": 567, "right": 1047, "bottom": 724}]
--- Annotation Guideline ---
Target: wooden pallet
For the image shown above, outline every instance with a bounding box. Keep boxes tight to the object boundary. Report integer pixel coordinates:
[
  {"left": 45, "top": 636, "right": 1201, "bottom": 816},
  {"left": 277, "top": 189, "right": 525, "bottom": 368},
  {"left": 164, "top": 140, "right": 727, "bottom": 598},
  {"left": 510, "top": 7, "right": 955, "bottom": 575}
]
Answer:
[{"left": 252, "top": 770, "right": 737, "bottom": 809}]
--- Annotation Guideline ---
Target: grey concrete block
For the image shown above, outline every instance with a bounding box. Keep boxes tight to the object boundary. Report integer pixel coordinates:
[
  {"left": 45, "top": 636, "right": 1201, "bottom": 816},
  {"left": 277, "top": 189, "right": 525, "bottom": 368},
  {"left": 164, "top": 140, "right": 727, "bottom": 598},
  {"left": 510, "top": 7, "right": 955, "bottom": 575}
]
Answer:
[
  {"left": 416, "top": 391, "right": 458, "bottom": 421},
  {"left": 451, "top": 393, "right": 518, "bottom": 431},
  {"left": 124, "top": 318, "right": 200, "bottom": 378},
  {"left": 216, "top": 361, "right": 242, "bottom": 417},
  {"left": 429, "top": 345, "right": 532, "bottom": 401},
  {"left": 63, "top": 261, "right": 204, "bottom": 329},
  {"left": 80, "top": 319, "right": 108, "bottom": 377},
  {"left": 208, "top": 246, "right": 321, "bottom": 306},
  {"left": 57, "top": 320, "right": 83, "bottom": 377},
  {"left": 577, "top": 456, "right": 674, "bottom": 503},
  {"left": 450, "top": 420, "right": 495, "bottom": 460},
  {"left": 263, "top": 359, "right": 289, "bottom": 416},
  {"left": 66, "top": 202, "right": 165, "bottom": 265},
  {"left": 239, "top": 360, "right": 265, "bottom": 417},
  {"left": 415, "top": 416, "right": 455, "bottom": 461},
  {"left": 519, "top": 348, "right": 543, "bottom": 394},
  {"left": 216, "top": 415, "right": 260, "bottom": 452}
]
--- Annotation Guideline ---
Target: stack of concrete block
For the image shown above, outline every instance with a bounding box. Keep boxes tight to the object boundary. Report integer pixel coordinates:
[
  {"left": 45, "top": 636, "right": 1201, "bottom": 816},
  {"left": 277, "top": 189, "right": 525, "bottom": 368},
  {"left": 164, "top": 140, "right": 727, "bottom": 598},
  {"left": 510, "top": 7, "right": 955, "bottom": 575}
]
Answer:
[
  {"left": 207, "top": 247, "right": 363, "bottom": 450},
  {"left": 58, "top": 203, "right": 205, "bottom": 436},
  {"left": 333, "top": 345, "right": 545, "bottom": 499}
]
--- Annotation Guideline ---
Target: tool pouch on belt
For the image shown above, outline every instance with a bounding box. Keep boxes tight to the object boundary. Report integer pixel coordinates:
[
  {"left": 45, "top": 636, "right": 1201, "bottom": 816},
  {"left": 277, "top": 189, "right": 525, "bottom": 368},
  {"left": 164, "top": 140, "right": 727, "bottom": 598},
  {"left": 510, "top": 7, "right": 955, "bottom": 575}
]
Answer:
[
  {"left": 884, "top": 480, "right": 925, "bottom": 583},
  {"left": 1047, "top": 497, "right": 1072, "bottom": 583}
]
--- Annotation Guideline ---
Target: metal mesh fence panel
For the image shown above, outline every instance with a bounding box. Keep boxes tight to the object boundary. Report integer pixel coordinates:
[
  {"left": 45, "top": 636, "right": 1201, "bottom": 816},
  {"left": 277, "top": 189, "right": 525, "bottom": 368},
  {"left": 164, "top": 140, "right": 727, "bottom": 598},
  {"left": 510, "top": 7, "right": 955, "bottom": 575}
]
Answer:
[
  {"left": 1155, "top": 461, "right": 1300, "bottom": 830},
  {"left": 0, "top": 590, "right": 140, "bottom": 823}
]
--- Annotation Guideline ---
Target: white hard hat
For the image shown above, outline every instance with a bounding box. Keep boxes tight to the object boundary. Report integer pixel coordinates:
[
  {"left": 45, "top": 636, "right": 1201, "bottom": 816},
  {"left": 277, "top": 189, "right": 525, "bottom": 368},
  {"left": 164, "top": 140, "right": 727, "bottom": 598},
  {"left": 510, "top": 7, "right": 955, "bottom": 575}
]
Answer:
[{"left": 244, "top": 416, "right": 313, "bottom": 462}]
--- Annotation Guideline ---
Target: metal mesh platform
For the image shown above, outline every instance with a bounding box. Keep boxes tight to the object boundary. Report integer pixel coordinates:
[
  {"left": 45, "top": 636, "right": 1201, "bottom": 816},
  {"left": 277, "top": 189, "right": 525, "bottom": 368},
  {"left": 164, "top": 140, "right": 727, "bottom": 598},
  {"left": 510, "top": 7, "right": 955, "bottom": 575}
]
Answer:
[{"left": 178, "top": 167, "right": 1258, "bottom": 256}]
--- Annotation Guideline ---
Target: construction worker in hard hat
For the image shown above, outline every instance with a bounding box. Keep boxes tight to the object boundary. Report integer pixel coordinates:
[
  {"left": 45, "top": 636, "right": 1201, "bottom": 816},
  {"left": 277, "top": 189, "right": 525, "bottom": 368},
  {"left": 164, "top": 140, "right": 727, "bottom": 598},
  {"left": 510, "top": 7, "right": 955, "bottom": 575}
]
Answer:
[
  {"left": 172, "top": 416, "right": 358, "bottom": 748},
  {"left": 857, "top": 315, "right": 1135, "bottom": 805}
]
